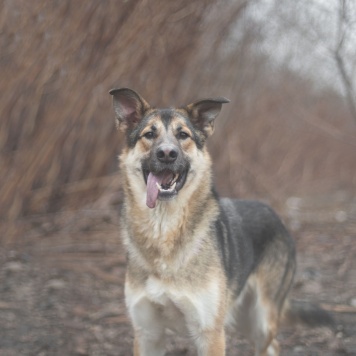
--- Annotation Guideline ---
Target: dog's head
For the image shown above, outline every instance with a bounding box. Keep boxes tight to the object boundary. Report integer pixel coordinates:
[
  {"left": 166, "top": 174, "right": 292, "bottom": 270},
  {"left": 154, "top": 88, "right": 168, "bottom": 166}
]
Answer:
[{"left": 110, "top": 88, "right": 229, "bottom": 209}]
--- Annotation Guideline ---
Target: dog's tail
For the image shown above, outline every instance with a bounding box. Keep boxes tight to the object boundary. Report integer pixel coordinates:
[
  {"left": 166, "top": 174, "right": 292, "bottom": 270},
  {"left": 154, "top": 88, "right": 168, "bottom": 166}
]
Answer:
[{"left": 281, "top": 299, "right": 335, "bottom": 329}]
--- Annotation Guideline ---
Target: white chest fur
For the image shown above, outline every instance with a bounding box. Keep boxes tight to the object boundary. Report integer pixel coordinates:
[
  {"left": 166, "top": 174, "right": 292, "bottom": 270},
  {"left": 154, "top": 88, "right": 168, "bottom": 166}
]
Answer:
[{"left": 126, "top": 276, "right": 221, "bottom": 338}]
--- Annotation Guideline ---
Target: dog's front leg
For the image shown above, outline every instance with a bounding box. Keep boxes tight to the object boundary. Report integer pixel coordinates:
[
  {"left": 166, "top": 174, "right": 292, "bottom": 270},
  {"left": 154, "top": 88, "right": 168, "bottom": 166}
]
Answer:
[
  {"left": 129, "top": 297, "right": 165, "bottom": 356},
  {"left": 133, "top": 329, "right": 165, "bottom": 356},
  {"left": 195, "top": 328, "right": 226, "bottom": 356}
]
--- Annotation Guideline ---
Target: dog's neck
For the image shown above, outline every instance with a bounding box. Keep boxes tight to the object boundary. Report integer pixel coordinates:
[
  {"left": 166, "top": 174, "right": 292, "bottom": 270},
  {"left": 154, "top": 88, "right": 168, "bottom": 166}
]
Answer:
[
  {"left": 124, "top": 177, "right": 213, "bottom": 243},
  {"left": 121, "top": 167, "right": 218, "bottom": 273}
]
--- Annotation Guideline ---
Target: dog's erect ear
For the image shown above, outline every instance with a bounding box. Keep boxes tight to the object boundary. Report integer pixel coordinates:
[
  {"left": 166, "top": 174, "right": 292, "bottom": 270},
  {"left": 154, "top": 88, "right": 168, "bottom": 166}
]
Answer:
[
  {"left": 109, "top": 88, "right": 150, "bottom": 131},
  {"left": 185, "top": 97, "right": 230, "bottom": 137}
]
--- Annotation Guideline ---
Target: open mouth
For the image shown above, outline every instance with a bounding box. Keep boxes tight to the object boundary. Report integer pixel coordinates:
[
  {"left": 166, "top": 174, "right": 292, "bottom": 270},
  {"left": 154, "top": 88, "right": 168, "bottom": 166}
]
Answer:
[{"left": 143, "top": 169, "right": 188, "bottom": 208}]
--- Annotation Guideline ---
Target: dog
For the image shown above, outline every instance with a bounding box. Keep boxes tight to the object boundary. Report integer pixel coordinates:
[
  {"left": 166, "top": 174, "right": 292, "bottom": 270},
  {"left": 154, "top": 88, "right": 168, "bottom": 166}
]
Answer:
[{"left": 109, "top": 88, "right": 333, "bottom": 356}]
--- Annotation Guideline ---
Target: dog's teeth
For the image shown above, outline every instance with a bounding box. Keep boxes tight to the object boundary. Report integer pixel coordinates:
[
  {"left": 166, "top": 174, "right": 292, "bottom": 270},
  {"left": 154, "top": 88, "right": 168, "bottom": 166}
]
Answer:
[
  {"left": 158, "top": 181, "right": 176, "bottom": 194},
  {"left": 166, "top": 182, "right": 176, "bottom": 192},
  {"left": 172, "top": 174, "right": 179, "bottom": 184}
]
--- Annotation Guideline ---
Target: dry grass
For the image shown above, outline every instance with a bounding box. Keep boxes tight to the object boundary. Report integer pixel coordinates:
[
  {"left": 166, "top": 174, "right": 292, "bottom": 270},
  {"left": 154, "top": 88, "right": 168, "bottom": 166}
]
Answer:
[{"left": 1, "top": 0, "right": 355, "bottom": 241}]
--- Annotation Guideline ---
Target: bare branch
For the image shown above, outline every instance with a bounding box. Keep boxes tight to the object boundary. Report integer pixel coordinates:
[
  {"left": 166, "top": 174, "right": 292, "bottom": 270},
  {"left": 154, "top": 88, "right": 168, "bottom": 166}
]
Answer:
[{"left": 334, "top": 0, "right": 356, "bottom": 125}]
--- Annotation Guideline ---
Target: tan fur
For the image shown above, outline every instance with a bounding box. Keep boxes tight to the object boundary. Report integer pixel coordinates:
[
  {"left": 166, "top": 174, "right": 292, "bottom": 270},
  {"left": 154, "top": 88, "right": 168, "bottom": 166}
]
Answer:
[
  {"left": 111, "top": 91, "right": 297, "bottom": 355},
  {"left": 133, "top": 337, "right": 140, "bottom": 356},
  {"left": 119, "top": 114, "right": 231, "bottom": 355}
]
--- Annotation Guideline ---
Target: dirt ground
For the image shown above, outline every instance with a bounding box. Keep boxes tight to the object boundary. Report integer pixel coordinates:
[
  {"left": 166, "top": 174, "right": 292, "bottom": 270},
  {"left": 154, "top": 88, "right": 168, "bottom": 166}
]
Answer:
[{"left": 1, "top": 191, "right": 355, "bottom": 356}]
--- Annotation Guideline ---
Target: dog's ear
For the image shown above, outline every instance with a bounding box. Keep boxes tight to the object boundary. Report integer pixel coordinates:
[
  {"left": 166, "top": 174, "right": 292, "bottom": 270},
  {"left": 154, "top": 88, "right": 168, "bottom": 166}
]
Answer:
[
  {"left": 109, "top": 88, "right": 150, "bottom": 132},
  {"left": 185, "top": 97, "right": 230, "bottom": 137}
]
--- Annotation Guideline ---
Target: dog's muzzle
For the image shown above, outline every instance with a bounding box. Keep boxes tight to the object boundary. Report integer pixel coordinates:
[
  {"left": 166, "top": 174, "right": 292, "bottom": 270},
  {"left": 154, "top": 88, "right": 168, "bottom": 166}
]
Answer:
[{"left": 143, "top": 168, "right": 188, "bottom": 208}]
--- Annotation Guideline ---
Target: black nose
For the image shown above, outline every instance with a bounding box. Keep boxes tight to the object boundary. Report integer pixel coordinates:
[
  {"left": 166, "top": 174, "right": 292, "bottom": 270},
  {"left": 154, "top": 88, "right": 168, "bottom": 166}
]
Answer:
[{"left": 156, "top": 144, "right": 178, "bottom": 163}]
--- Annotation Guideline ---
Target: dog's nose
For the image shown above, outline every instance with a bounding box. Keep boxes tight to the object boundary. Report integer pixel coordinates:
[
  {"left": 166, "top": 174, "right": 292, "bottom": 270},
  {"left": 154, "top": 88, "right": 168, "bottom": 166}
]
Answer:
[{"left": 156, "top": 144, "right": 178, "bottom": 163}]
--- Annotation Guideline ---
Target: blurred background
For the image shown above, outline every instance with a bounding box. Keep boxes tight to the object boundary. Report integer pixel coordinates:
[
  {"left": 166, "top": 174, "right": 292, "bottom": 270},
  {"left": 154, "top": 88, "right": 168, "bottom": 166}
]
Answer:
[{"left": 0, "top": 0, "right": 355, "bottom": 355}]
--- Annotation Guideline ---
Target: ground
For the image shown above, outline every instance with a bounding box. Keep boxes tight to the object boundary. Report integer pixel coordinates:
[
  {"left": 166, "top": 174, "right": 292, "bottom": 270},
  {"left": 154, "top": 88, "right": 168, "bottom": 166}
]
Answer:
[{"left": 0, "top": 191, "right": 355, "bottom": 356}]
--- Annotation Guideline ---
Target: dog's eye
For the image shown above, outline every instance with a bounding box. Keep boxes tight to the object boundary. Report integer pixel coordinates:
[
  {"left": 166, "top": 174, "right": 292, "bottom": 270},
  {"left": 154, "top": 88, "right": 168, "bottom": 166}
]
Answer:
[
  {"left": 178, "top": 132, "right": 189, "bottom": 140},
  {"left": 143, "top": 132, "right": 154, "bottom": 139}
]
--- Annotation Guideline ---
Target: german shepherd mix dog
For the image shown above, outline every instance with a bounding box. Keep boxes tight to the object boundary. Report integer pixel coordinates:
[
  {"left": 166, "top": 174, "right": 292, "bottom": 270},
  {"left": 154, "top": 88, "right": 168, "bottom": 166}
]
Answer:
[{"left": 109, "top": 88, "right": 333, "bottom": 356}]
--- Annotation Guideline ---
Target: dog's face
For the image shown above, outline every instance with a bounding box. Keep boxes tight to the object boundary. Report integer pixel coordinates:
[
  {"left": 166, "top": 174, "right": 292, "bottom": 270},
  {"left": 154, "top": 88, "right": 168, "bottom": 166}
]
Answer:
[{"left": 110, "top": 88, "right": 229, "bottom": 208}]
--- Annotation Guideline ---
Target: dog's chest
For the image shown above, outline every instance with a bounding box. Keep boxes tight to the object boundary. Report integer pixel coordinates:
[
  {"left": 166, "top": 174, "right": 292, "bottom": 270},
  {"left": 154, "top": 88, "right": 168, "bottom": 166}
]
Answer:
[
  {"left": 142, "top": 276, "right": 188, "bottom": 334},
  {"left": 142, "top": 275, "right": 220, "bottom": 332},
  {"left": 145, "top": 275, "right": 171, "bottom": 305}
]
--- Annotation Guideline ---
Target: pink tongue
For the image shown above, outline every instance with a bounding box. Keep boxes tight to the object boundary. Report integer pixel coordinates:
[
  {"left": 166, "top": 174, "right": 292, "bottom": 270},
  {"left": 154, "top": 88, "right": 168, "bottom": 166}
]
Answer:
[{"left": 146, "top": 171, "right": 173, "bottom": 208}]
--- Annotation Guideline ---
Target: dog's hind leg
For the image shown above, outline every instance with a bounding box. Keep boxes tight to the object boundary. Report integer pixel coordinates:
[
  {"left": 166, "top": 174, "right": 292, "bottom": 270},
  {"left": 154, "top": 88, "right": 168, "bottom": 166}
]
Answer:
[
  {"left": 250, "top": 294, "right": 280, "bottom": 356},
  {"left": 234, "top": 276, "right": 279, "bottom": 355},
  {"left": 252, "top": 246, "right": 295, "bottom": 356},
  {"left": 235, "top": 243, "right": 295, "bottom": 355}
]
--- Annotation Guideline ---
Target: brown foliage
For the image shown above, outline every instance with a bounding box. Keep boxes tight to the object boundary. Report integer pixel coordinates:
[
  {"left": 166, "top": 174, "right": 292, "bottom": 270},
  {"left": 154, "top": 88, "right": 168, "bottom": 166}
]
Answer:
[
  {"left": 1, "top": 0, "right": 355, "bottom": 240},
  {"left": 0, "top": 0, "right": 214, "bottom": 225}
]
